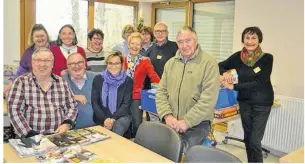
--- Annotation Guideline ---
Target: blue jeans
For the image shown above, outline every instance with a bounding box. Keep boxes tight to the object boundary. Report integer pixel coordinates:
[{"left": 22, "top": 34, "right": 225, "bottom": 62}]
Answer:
[
  {"left": 180, "top": 120, "right": 211, "bottom": 152},
  {"left": 112, "top": 115, "right": 132, "bottom": 136}
]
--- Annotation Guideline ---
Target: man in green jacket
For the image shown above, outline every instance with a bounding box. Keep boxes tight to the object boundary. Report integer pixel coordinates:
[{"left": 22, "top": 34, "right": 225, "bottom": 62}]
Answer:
[{"left": 156, "top": 26, "right": 219, "bottom": 151}]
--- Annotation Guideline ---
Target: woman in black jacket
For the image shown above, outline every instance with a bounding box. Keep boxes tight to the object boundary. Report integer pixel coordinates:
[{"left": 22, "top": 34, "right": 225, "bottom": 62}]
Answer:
[
  {"left": 92, "top": 51, "right": 133, "bottom": 136},
  {"left": 219, "top": 26, "right": 274, "bottom": 163}
]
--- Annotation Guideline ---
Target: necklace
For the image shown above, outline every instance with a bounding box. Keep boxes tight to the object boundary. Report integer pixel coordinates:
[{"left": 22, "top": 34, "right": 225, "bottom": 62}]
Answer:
[{"left": 61, "top": 45, "right": 75, "bottom": 54}]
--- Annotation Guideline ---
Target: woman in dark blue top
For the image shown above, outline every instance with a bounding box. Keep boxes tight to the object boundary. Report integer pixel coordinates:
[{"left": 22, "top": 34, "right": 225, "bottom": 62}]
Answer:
[
  {"left": 219, "top": 27, "right": 274, "bottom": 163},
  {"left": 91, "top": 51, "right": 133, "bottom": 136}
]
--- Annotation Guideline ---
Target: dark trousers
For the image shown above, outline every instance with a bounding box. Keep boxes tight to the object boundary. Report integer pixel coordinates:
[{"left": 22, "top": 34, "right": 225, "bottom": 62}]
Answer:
[
  {"left": 239, "top": 101, "right": 271, "bottom": 163},
  {"left": 180, "top": 120, "right": 210, "bottom": 152},
  {"left": 130, "top": 99, "right": 143, "bottom": 137},
  {"left": 112, "top": 115, "right": 132, "bottom": 136}
]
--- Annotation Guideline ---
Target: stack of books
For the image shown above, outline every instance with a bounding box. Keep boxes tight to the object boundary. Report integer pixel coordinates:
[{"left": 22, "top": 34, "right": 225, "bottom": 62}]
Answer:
[{"left": 214, "top": 105, "right": 239, "bottom": 119}]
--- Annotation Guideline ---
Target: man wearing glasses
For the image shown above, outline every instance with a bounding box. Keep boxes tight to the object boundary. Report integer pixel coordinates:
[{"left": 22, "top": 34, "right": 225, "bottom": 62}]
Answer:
[
  {"left": 63, "top": 53, "right": 97, "bottom": 129},
  {"left": 7, "top": 48, "right": 78, "bottom": 138},
  {"left": 146, "top": 22, "right": 178, "bottom": 78}
]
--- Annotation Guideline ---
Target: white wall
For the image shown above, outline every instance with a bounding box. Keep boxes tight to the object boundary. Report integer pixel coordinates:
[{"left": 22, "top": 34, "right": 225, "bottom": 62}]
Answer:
[
  {"left": 4, "top": 0, "right": 20, "bottom": 65},
  {"left": 233, "top": 0, "right": 304, "bottom": 99},
  {"left": 139, "top": 2, "right": 152, "bottom": 27}
]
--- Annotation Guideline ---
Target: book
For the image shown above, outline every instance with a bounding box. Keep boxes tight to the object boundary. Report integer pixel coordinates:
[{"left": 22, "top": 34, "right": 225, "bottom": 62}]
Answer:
[
  {"left": 8, "top": 135, "right": 58, "bottom": 158},
  {"left": 214, "top": 106, "right": 238, "bottom": 115},
  {"left": 214, "top": 110, "right": 239, "bottom": 119},
  {"left": 36, "top": 145, "right": 100, "bottom": 163}
]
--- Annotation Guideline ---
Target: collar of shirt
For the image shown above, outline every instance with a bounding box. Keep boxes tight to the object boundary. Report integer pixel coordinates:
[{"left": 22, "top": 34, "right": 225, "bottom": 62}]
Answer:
[
  {"left": 71, "top": 73, "right": 87, "bottom": 90},
  {"left": 155, "top": 39, "right": 168, "bottom": 47}
]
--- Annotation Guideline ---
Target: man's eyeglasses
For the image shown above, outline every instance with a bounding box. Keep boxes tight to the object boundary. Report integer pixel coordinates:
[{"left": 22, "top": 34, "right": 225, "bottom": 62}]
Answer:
[
  {"left": 68, "top": 61, "right": 85, "bottom": 67},
  {"left": 154, "top": 30, "right": 167, "bottom": 35},
  {"left": 108, "top": 62, "right": 122, "bottom": 67},
  {"left": 33, "top": 58, "right": 53, "bottom": 64}
]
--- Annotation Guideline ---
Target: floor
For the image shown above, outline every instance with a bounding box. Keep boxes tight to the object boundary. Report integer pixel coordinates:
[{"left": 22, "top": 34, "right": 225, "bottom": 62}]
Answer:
[{"left": 213, "top": 131, "right": 280, "bottom": 163}]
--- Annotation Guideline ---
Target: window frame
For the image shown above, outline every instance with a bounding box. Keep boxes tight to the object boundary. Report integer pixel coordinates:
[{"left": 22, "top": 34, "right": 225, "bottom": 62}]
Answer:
[
  {"left": 151, "top": 1, "right": 192, "bottom": 29},
  {"left": 20, "top": 0, "right": 139, "bottom": 57}
]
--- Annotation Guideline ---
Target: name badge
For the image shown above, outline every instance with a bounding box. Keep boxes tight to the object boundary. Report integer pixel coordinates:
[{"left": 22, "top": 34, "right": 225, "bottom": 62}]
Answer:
[
  {"left": 156, "top": 55, "right": 162, "bottom": 59},
  {"left": 253, "top": 67, "right": 261, "bottom": 73}
]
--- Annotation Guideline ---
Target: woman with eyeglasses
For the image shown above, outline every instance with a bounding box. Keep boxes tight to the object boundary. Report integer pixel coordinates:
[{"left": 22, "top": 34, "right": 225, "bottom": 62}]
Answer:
[
  {"left": 91, "top": 51, "right": 133, "bottom": 136},
  {"left": 50, "top": 24, "right": 87, "bottom": 76},
  {"left": 123, "top": 32, "right": 160, "bottom": 137},
  {"left": 112, "top": 24, "right": 136, "bottom": 56},
  {"left": 86, "top": 28, "right": 107, "bottom": 72}
]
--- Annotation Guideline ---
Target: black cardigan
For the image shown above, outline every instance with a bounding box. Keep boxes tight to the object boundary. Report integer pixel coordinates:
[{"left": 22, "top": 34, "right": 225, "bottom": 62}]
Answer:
[
  {"left": 91, "top": 74, "right": 133, "bottom": 125},
  {"left": 218, "top": 51, "right": 274, "bottom": 106}
]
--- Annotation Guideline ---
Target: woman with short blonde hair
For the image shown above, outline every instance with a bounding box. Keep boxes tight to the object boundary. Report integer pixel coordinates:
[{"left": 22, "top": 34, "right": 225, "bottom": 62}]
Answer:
[{"left": 123, "top": 32, "right": 160, "bottom": 137}]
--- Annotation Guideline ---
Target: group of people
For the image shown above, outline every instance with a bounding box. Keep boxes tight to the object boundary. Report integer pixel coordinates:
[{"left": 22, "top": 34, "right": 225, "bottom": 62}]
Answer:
[{"left": 7, "top": 21, "right": 273, "bottom": 163}]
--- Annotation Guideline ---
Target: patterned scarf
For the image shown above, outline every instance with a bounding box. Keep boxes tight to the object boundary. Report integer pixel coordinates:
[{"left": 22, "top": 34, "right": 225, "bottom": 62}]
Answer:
[
  {"left": 126, "top": 54, "right": 142, "bottom": 79},
  {"left": 240, "top": 45, "right": 265, "bottom": 67},
  {"left": 102, "top": 70, "right": 126, "bottom": 115}
]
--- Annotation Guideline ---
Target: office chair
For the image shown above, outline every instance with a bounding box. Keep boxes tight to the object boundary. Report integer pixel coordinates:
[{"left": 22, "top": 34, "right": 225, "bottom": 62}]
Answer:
[
  {"left": 184, "top": 145, "right": 242, "bottom": 163},
  {"left": 134, "top": 121, "right": 183, "bottom": 162}
]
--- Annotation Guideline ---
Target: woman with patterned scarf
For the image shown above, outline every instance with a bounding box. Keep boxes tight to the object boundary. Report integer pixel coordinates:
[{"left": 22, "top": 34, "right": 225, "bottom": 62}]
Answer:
[
  {"left": 219, "top": 26, "right": 274, "bottom": 163},
  {"left": 91, "top": 51, "right": 133, "bottom": 136},
  {"left": 123, "top": 32, "right": 160, "bottom": 137}
]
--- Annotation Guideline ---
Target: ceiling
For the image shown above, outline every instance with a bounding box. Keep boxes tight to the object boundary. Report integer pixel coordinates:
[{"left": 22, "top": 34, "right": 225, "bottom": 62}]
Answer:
[{"left": 127, "top": 0, "right": 189, "bottom": 2}]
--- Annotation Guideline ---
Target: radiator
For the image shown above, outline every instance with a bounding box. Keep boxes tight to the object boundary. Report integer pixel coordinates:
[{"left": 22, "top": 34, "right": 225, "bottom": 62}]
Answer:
[{"left": 227, "top": 95, "right": 304, "bottom": 153}]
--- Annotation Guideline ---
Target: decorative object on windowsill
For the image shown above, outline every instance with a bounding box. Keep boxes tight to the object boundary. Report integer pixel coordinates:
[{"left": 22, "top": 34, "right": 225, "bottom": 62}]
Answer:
[{"left": 137, "top": 17, "right": 144, "bottom": 32}]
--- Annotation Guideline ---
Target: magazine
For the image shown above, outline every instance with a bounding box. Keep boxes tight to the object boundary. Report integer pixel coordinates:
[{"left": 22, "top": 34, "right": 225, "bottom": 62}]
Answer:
[
  {"left": 9, "top": 128, "right": 110, "bottom": 158},
  {"left": 36, "top": 145, "right": 100, "bottom": 163},
  {"left": 8, "top": 135, "right": 58, "bottom": 158},
  {"left": 46, "top": 128, "right": 110, "bottom": 148}
]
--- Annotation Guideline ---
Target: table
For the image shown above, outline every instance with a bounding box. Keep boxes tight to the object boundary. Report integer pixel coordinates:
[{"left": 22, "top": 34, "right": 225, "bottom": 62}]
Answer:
[
  {"left": 3, "top": 126, "right": 173, "bottom": 163},
  {"left": 279, "top": 147, "right": 304, "bottom": 163}
]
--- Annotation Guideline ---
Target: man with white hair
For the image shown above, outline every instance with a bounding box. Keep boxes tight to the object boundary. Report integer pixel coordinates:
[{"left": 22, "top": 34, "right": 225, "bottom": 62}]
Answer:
[
  {"left": 156, "top": 26, "right": 219, "bottom": 151},
  {"left": 7, "top": 48, "right": 78, "bottom": 138}
]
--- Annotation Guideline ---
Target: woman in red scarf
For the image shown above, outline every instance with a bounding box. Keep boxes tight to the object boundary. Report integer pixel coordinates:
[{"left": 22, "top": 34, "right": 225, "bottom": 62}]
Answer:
[
  {"left": 219, "top": 27, "right": 274, "bottom": 163},
  {"left": 123, "top": 32, "right": 160, "bottom": 137}
]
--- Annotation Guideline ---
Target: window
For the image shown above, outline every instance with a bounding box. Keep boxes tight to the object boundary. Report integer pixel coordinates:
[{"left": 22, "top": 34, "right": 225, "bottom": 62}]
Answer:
[
  {"left": 36, "top": 0, "right": 88, "bottom": 48},
  {"left": 193, "top": 1, "right": 235, "bottom": 62},
  {"left": 94, "top": 2, "right": 136, "bottom": 52},
  {"left": 156, "top": 7, "right": 185, "bottom": 41}
]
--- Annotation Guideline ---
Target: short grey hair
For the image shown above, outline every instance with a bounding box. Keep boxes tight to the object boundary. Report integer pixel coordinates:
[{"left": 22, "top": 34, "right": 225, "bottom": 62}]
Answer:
[
  {"left": 31, "top": 48, "right": 54, "bottom": 61},
  {"left": 176, "top": 26, "right": 198, "bottom": 41},
  {"left": 66, "top": 52, "right": 85, "bottom": 64},
  {"left": 154, "top": 22, "right": 168, "bottom": 31}
]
